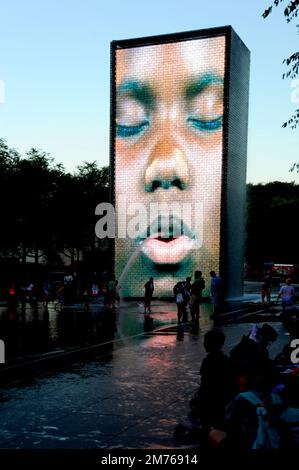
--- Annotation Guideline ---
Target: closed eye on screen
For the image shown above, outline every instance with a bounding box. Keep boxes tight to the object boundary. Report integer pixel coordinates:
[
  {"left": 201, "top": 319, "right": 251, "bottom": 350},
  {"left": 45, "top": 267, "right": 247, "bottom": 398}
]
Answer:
[
  {"left": 116, "top": 121, "right": 149, "bottom": 137},
  {"left": 187, "top": 116, "right": 222, "bottom": 132}
]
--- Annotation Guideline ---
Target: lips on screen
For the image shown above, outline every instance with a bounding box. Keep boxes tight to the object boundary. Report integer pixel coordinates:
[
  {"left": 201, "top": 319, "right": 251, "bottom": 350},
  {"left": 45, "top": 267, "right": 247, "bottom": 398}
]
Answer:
[{"left": 114, "top": 36, "right": 226, "bottom": 297}]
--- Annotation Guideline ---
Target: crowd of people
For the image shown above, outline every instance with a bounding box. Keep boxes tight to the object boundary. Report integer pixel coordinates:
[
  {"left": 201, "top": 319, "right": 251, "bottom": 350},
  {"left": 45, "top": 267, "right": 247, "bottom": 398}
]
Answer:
[
  {"left": 143, "top": 270, "right": 222, "bottom": 323},
  {"left": 176, "top": 324, "right": 299, "bottom": 450},
  {"left": 261, "top": 270, "right": 297, "bottom": 312},
  {"left": 7, "top": 271, "right": 122, "bottom": 312},
  {"left": 8, "top": 269, "right": 298, "bottom": 323}
]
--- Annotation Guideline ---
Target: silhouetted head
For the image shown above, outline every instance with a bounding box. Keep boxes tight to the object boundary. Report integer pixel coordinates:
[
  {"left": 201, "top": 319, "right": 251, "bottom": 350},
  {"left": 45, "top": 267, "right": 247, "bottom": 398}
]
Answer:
[
  {"left": 194, "top": 271, "right": 202, "bottom": 279},
  {"left": 204, "top": 329, "right": 225, "bottom": 353},
  {"left": 210, "top": 270, "right": 216, "bottom": 277},
  {"left": 260, "top": 323, "right": 278, "bottom": 346}
]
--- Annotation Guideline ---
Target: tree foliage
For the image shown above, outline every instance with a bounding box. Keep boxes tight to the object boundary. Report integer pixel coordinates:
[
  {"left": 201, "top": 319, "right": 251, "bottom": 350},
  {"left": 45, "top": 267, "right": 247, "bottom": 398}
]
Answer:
[
  {"left": 0, "top": 138, "right": 109, "bottom": 276},
  {"left": 263, "top": 0, "right": 299, "bottom": 129},
  {"left": 246, "top": 181, "right": 299, "bottom": 271}
]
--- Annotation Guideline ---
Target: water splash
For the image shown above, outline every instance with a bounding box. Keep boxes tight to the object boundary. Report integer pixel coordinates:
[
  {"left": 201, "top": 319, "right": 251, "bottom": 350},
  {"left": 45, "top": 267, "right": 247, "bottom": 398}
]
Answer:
[{"left": 118, "top": 243, "right": 144, "bottom": 296}]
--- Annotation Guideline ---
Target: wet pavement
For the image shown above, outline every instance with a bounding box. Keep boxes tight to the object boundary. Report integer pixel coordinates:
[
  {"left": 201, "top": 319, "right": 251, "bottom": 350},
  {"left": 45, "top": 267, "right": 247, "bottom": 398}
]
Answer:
[
  {"left": 0, "top": 280, "right": 288, "bottom": 362},
  {"left": 0, "top": 297, "right": 292, "bottom": 449}
]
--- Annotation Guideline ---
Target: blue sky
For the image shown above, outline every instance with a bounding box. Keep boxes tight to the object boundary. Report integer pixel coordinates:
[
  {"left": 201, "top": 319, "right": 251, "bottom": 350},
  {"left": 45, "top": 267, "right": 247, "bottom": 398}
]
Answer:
[{"left": 0, "top": 0, "right": 298, "bottom": 183}]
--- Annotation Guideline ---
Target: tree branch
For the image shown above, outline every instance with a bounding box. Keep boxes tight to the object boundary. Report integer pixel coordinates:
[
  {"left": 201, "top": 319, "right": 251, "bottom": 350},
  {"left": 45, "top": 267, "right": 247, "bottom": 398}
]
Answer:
[
  {"left": 285, "top": 0, "right": 299, "bottom": 22},
  {"left": 263, "top": 0, "right": 299, "bottom": 20},
  {"left": 283, "top": 52, "right": 299, "bottom": 79},
  {"left": 283, "top": 107, "right": 299, "bottom": 128}
]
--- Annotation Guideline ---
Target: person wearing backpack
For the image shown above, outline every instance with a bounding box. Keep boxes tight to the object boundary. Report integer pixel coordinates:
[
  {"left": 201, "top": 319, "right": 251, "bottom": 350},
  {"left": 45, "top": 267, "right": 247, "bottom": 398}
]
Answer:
[
  {"left": 208, "top": 363, "right": 287, "bottom": 450},
  {"left": 236, "top": 390, "right": 285, "bottom": 449}
]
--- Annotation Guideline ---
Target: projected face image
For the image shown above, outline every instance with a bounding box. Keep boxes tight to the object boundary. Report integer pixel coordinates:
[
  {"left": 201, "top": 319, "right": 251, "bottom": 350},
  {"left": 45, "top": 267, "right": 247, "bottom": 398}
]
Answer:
[{"left": 114, "top": 36, "right": 226, "bottom": 297}]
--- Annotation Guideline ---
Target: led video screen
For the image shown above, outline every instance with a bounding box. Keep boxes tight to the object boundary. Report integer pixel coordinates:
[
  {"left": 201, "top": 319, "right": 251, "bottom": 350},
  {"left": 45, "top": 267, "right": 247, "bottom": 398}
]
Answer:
[{"left": 112, "top": 33, "right": 226, "bottom": 297}]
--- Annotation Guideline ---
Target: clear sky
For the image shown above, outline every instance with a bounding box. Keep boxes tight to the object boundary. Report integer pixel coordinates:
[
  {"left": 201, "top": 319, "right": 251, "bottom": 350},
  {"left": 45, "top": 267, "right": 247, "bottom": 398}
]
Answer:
[{"left": 0, "top": 0, "right": 298, "bottom": 183}]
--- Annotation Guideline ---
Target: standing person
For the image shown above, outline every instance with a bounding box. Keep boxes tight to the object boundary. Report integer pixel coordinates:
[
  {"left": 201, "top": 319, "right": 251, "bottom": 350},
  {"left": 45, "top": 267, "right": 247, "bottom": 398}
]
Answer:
[
  {"left": 91, "top": 283, "right": 99, "bottom": 300},
  {"left": 83, "top": 287, "right": 90, "bottom": 311},
  {"left": 277, "top": 278, "right": 295, "bottom": 313},
  {"left": 261, "top": 270, "right": 272, "bottom": 306},
  {"left": 56, "top": 283, "right": 65, "bottom": 308},
  {"left": 183, "top": 277, "right": 192, "bottom": 322},
  {"left": 101, "top": 279, "right": 109, "bottom": 308},
  {"left": 210, "top": 271, "right": 222, "bottom": 317},
  {"left": 108, "top": 278, "right": 117, "bottom": 310},
  {"left": 8, "top": 285, "right": 17, "bottom": 304},
  {"left": 173, "top": 281, "right": 185, "bottom": 324},
  {"left": 43, "top": 280, "right": 51, "bottom": 308},
  {"left": 144, "top": 277, "right": 154, "bottom": 314},
  {"left": 26, "top": 281, "right": 34, "bottom": 302},
  {"left": 114, "top": 280, "right": 121, "bottom": 307},
  {"left": 63, "top": 271, "right": 74, "bottom": 305},
  {"left": 190, "top": 271, "right": 205, "bottom": 322}
]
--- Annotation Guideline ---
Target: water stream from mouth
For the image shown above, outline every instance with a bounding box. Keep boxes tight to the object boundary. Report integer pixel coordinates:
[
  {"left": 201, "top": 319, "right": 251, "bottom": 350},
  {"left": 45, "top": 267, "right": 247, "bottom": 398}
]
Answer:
[{"left": 118, "top": 243, "right": 144, "bottom": 296}]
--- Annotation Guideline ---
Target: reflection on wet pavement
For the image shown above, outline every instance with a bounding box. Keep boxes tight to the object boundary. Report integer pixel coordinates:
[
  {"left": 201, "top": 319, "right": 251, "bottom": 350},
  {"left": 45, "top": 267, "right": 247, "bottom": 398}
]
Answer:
[{"left": 0, "top": 299, "right": 291, "bottom": 449}]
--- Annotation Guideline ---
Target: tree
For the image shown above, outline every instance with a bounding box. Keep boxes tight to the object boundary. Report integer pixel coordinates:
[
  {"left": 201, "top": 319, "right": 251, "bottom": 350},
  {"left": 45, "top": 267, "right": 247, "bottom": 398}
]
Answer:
[
  {"left": 0, "top": 139, "right": 21, "bottom": 258},
  {"left": 263, "top": 0, "right": 299, "bottom": 129},
  {"left": 74, "top": 162, "right": 110, "bottom": 267},
  {"left": 246, "top": 181, "right": 299, "bottom": 273},
  {"left": 8, "top": 147, "right": 65, "bottom": 264},
  {"left": 0, "top": 138, "right": 110, "bottom": 279}
]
